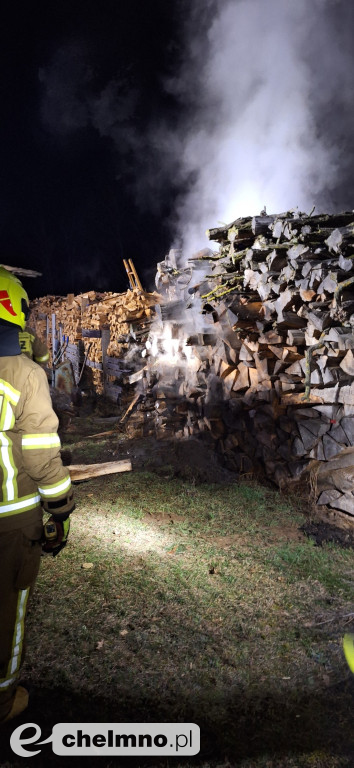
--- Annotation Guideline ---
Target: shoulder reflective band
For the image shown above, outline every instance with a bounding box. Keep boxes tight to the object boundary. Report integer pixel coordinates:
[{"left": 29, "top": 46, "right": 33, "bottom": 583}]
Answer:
[
  {"left": 22, "top": 433, "right": 61, "bottom": 450},
  {"left": 38, "top": 475, "right": 71, "bottom": 499}
]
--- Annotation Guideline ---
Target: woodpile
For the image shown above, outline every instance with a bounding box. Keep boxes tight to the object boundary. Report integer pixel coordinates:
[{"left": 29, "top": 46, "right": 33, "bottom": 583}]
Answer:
[
  {"left": 139, "top": 211, "right": 354, "bottom": 523},
  {"left": 29, "top": 287, "right": 159, "bottom": 394},
  {"left": 27, "top": 212, "right": 354, "bottom": 524}
]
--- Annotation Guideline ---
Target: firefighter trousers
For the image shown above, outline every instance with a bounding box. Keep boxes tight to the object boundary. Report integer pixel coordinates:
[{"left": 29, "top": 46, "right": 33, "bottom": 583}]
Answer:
[{"left": 0, "top": 520, "right": 42, "bottom": 720}]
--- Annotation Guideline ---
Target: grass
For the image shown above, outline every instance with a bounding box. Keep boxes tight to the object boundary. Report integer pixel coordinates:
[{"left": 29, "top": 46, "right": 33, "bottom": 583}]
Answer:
[{"left": 2, "top": 466, "right": 353, "bottom": 767}]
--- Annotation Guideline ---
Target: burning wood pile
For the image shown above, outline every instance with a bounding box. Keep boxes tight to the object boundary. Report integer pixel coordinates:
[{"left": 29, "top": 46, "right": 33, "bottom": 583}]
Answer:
[
  {"left": 27, "top": 210, "right": 354, "bottom": 523},
  {"left": 141, "top": 210, "right": 354, "bottom": 522}
]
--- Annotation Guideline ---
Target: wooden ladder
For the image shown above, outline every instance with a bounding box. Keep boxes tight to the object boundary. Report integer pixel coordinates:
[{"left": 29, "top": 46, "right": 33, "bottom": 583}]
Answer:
[{"left": 123, "top": 258, "right": 143, "bottom": 291}]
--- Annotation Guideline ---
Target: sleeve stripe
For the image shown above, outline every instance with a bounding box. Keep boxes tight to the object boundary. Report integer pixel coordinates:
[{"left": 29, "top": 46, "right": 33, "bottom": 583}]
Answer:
[
  {"left": 22, "top": 434, "right": 61, "bottom": 449},
  {"left": 38, "top": 475, "right": 71, "bottom": 498}
]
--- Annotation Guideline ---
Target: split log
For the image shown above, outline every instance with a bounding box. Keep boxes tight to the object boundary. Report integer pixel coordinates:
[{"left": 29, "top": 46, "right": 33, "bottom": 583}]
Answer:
[{"left": 69, "top": 459, "right": 132, "bottom": 481}]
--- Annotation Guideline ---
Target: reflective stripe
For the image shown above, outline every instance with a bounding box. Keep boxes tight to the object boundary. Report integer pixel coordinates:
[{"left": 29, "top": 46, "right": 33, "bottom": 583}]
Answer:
[
  {"left": 0, "top": 379, "right": 19, "bottom": 501},
  {"left": 35, "top": 353, "right": 49, "bottom": 363},
  {"left": 0, "top": 396, "right": 15, "bottom": 431},
  {"left": 22, "top": 433, "right": 61, "bottom": 449},
  {"left": 0, "top": 379, "right": 20, "bottom": 405},
  {"left": 0, "top": 672, "right": 17, "bottom": 689},
  {"left": 3, "top": 399, "right": 15, "bottom": 431},
  {"left": 0, "top": 493, "right": 41, "bottom": 515},
  {"left": 38, "top": 475, "right": 71, "bottom": 498},
  {"left": 0, "top": 432, "right": 17, "bottom": 501},
  {"left": 0, "top": 589, "right": 29, "bottom": 689}
]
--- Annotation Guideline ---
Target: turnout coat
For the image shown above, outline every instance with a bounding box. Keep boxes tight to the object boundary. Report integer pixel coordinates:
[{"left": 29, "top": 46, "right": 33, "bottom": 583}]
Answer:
[
  {"left": 0, "top": 353, "right": 71, "bottom": 532},
  {"left": 0, "top": 351, "right": 72, "bottom": 718}
]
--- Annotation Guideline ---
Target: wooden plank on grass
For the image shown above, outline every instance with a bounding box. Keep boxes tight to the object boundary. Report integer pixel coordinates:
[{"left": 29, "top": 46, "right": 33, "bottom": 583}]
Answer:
[{"left": 69, "top": 459, "right": 132, "bottom": 481}]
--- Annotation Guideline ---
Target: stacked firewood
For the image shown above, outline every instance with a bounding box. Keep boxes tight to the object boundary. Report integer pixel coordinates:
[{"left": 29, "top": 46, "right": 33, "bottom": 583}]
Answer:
[
  {"left": 141, "top": 211, "right": 354, "bottom": 521},
  {"left": 27, "top": 213, "right": 354, "bottom": 521},
  {"left": 29, "top": 288, "right": 158, "bottom": 365}
]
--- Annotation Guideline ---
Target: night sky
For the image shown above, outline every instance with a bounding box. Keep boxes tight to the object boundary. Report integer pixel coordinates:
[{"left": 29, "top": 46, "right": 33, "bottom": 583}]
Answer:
[
  {"left": 1, "top": 1, "right": 354, "bottom": 299},
  {"left": 0, "top": 0, "right": 196, "bottom": 297}
]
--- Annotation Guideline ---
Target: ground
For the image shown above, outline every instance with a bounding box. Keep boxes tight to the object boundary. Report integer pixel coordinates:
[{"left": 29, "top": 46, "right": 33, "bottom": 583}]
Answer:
[{"left": 0, "top": 405, "right": 353, "bottom": 768}]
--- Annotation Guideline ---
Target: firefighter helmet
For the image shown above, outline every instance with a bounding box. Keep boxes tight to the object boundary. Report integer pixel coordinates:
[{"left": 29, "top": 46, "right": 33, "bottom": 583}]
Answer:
[{"left": 0, "top": 266, "right": 29, "bottom": 330}]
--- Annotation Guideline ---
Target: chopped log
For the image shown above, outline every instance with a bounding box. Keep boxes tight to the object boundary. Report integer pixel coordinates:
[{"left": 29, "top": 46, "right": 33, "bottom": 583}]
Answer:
[
  {"left": 297, "top": 424, "right": 319, "bottom": 451},
  {"left": 292, "top": 436, "right": 307, "bottom": 456},
  {"left": 309, "top": 441, "right": 326, "bottom": 460},
  {"left": 322, "top": 433, "right": 344, "bottom": 460},
  {"left": 317, "top": 489, "right": 342, "bottom": 505},
  {"left": 311, "top": 384, "right": 339, "bottom": 403},
  {"left": 340, "top": 349, "right": 354, "bottom": 376},
  {"left": 232, "top": 363, "right": 250, "bottom": 391},
  {"left": 329, "top": 493, "right": 354, "bottom": 515},
  {"left": 120, "top": 392, "right": 143, "bottom": 423},
  {"left": 341, "top": 417, "right": 354, "bottom": 443},
  {"left": 128, "top": 367, "right": 148, "bottom": 384},
  {"left": 69, "top": 459, "right": 132, "bottom": 481},
  {"left": 330, "top": 423, "right": 349, "bottom": 444},
  {"left": 254, "top": 353, "right": 269, "bottom": 380}
]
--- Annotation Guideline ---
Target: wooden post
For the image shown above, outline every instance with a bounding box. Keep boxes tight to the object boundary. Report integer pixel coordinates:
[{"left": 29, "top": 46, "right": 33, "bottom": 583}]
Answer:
[
  {"left": 101, "top": 328, "right": 110, "bottom": 396},
  {"left": 51, "top": 313, "right": 58, "bottom": 384}
]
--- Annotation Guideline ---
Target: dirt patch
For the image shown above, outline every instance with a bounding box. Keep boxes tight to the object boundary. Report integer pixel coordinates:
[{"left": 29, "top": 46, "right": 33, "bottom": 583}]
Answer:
[
  {"left": 267, "top": 523, "right": 306, "bottom": 544},
  {"left": 62, "top": 420, "right": 237, "bottom": 485},
  {"left": 301, "top": 521, "right": 354, "bottom": 549}
]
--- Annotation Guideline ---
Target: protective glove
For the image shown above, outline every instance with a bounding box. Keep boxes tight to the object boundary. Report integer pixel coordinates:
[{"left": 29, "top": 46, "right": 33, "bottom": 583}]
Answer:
[
  {"left": 42, "top": 515, "right": 71, "bottom": 557},
  {"left": 42, "top": 490, "right": 75, "bottom": 517}
]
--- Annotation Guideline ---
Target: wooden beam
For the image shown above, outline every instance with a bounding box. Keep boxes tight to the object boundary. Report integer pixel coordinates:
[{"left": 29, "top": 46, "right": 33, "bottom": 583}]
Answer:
[
  {"left": 69, "top": 459, "right": 132, "bottom": 481},
  {"left": 1, "top": 264, "right": 42, "bottom": 277}
]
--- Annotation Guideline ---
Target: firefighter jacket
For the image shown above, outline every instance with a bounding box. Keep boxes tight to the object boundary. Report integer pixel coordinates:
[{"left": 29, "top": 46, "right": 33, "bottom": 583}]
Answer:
[
  {"left": 19, "top": 325, "right": 50, "bottom": 365},
  {"left": 0, "top": 353, "right": 72, "bottom": 533}
]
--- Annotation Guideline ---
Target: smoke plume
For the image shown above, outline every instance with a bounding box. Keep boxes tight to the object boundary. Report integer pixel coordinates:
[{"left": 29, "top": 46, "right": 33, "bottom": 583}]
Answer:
[
  {"left": 38, "top": 1, "right": 354, "bottom": 272},
  {"left": 164, "top": 0, "right": 354, "bottom": 259}
]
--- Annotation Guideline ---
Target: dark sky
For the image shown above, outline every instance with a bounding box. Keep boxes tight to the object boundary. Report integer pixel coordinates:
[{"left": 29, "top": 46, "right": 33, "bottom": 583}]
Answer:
[{"left": 0, "top": 0, "right": 195, "bottom": 297}]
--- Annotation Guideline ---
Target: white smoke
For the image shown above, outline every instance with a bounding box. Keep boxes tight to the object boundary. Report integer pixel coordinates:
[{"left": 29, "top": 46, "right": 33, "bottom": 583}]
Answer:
[
  {"left": 163, "top": 0, "right": 350, "bottom": 259},
  {"left": 38, "top": 1, "right": 354, "bottom": 268}
]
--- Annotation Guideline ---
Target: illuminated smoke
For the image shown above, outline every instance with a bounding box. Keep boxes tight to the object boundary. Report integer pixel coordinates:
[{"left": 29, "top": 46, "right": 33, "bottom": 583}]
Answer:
[
  {"left": 38, "top": 2, "right": 354, "bottom": 275},
  {"left": 162, "top": 0, "right": 354, "bottom": 259}
]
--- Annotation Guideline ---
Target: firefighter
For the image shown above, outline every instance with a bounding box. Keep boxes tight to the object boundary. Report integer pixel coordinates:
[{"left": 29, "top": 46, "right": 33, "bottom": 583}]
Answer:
[
  {"left": 19, "top": 324, "right": 50, "bottom": 366},
  {"left": 0, "top": 266, "right": 75, "bottom": 723}
]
